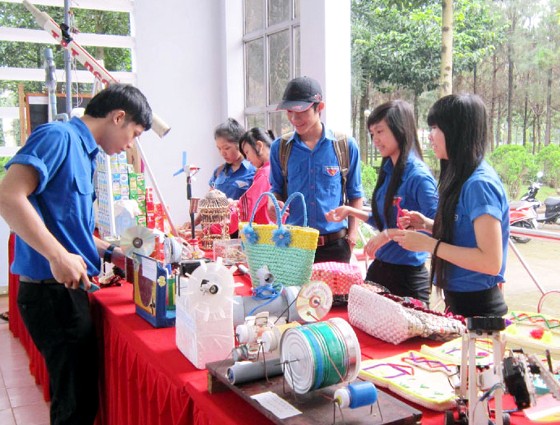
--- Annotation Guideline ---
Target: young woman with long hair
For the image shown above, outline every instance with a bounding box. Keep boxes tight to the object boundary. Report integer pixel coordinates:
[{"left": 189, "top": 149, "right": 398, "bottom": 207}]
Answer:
[
  {"left": 326, "top": 100, "right": 438, "bottom": 304},
  {"left": 394, "top": 94, "right": 509, "bottom": 317}
]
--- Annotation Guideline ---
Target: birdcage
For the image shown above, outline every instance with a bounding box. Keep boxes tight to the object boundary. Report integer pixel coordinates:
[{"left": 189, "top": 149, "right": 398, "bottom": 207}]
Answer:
[{"left": 198, "top": 189, "right": 231, "bottom": 250}]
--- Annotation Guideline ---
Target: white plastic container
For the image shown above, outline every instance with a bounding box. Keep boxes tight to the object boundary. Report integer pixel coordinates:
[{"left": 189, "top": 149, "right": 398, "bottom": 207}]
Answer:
[{"left": 175, "top": 259, "right": 235, "bottom": 369}]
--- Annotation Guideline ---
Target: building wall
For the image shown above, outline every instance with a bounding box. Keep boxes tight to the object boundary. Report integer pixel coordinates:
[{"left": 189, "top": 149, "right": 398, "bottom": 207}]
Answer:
[{"left": 133, "top": 0, "right": 351, "bottom": 227}]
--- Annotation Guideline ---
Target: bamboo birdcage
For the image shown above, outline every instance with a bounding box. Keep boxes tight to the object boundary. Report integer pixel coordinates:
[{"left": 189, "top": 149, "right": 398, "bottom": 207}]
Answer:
[{"left": 198, "top": 189, "right": 230, "bottom": 250}]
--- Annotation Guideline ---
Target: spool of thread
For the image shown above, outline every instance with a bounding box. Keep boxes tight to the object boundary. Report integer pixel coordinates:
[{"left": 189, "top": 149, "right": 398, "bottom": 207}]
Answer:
[
  {"left": 280, "top": 318, "right": 361, "bottom": 394},
  {"left": 334, "top": 381, "right": 378, "bottom": 409},
  {"left": 226, "top": 358, "right": 283, "bottom": 385},
  {"left": 261, "top": 322, "right": 301, "bottom": 352}
]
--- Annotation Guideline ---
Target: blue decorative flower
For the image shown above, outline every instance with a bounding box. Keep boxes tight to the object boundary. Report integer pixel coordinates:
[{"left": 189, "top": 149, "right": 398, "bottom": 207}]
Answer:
[
  {"left": 272, "top": 227, "right": 291, "bottom": 248},
  {"left": 242, "top": 226, "right": 259, "bottom": 244}
]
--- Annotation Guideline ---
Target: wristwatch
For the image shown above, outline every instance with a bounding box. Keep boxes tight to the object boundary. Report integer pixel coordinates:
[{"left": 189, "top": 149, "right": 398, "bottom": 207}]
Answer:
[{"left": 103, "top": 244, "right": 116, "bottom": 264}]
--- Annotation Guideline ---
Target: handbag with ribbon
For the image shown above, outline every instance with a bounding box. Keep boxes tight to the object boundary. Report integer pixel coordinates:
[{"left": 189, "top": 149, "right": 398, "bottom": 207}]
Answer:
[
  {"left": 239, "top": 192, "right": 319, "bottom": 287},
  {"left": 348, "top": 284, "right": 466, "bottom": 345}
]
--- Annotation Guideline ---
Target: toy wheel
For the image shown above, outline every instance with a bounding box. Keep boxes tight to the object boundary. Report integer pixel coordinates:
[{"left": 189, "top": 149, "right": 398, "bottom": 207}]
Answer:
[{"left": 444, "top": 410, "right": 455, "bottom": 425}]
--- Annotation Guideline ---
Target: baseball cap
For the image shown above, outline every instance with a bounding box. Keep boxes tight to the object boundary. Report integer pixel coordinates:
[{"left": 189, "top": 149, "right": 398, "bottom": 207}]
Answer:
[{"left": 277, "top": 76, "right": 323, "bottom": 112}]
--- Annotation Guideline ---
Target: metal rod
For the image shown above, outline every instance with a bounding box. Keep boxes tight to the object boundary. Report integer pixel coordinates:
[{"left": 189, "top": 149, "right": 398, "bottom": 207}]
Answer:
[
  {"left": 507, "top": 239, "right": 547, "bottom": 295},
  {"left": 134, "top": 138, "right": 178, "bottom": 237},
  {"left": 64, "top": 0, "right": 72, "bottom": 115}
]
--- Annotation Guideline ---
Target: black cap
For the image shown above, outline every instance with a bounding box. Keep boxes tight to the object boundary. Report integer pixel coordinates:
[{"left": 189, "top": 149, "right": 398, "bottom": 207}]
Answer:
[{"left": 277, "top": 76, "right": 323, "bottom": 112}]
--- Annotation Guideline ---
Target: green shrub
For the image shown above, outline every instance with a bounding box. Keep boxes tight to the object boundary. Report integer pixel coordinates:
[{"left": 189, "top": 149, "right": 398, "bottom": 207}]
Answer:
[
  {"left": 361, "top": 161, "right": 378, "bottom": 201},
  {"left": 536, "top": 144, "right": 560, "bottom": 188},
  {"left": 489, "top": 145, "right": 535, "bottom": 198}
]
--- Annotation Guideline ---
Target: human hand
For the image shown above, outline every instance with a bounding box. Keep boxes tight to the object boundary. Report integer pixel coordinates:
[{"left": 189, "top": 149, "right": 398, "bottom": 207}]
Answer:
[
  {"left": 50, "top": 252, "right": 89, "bottom": 290},
  {"left": 364, "top": 230, "right": 391, "bottom": 258},
  {"left": 398, "top": 209, "right": 430, "bottom": 231},
  {"left": 392, "top": 229, "right": 433, "bottom": 253},
  {"left": 268, "top": 199, "right": 285, "bottom": 222},
  {"left": 325, "top": 206, "right": 349, "bottom": 223}
]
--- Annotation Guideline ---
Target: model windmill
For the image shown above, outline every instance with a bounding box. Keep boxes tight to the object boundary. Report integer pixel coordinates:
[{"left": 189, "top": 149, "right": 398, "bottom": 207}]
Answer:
[{"left": 173, "top": 151, "right": 200, "bottom": 239}]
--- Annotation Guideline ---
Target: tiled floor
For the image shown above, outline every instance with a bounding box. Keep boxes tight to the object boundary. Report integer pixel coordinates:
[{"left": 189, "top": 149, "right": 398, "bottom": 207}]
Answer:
[{"left": 0, "top": 295, "right": 50, "bottom": 425}]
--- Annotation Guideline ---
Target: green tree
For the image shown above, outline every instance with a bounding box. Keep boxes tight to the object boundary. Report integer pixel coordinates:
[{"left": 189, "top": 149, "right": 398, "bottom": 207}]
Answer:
[
  {"left": 0, "top": 2, "right": 132, "bottom": 104},
  {"left": 351, "top": 0, "right": 503, "bottom": 128}
]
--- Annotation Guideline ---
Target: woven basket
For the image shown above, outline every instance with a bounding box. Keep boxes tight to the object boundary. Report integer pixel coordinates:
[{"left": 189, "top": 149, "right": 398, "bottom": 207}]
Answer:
[
  {"left": 239, "top": 192, "right": 319, "bottom": 287},
  {"left": 348, "top": 284, "right": 466, "bottom": 345}
]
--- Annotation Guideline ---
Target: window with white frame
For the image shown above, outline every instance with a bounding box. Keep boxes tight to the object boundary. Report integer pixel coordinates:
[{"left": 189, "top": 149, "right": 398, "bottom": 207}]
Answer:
[{"left": 243, "top": 0, "right": 300, "bottom": 139}]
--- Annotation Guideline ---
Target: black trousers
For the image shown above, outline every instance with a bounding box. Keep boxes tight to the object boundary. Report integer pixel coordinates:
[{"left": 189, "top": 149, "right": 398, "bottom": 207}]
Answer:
[
  {"left": 365, "top": 259, "right": 431, "bottom": 305},
  {"left": 314, "top": 238, "right": 352, "bottom": 263},
  {"left": 17, "top": 281, "right": 99, "bottom": 425}
]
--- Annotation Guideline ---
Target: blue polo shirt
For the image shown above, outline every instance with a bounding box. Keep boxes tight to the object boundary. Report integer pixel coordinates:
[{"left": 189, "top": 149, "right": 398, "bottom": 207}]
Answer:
[
  {"left": 269, "top": 125, "right": 363, "bottom": 234},
  {"left": 442, "top": 160, "right": 509, "bottom": 292},
  {"left": 369, "top": 155, "right": 438, "bottom": 266},
  {"left": 208, "top": 160, "right": 255, "bottom": 200},
  {"left": 7, "top": 117, "right": 101, "bottom": 279}
]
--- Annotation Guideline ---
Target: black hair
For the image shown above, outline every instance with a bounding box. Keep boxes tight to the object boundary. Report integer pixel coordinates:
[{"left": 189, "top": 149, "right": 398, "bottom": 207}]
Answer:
[
  {"left": 85, "top": 83, "right": 152, "bottom": 130},
  {"left": 238, "top": 127, "right": 273, "bottom": 158},
  {"left": 428, "top": 93, "right": 487, "bottom": 288},
  {"left": 367, "top": 100, "right": 423, "bottom": 230},
  {"left": 214, "top": 118, "right": 245, "bottom": 144}
]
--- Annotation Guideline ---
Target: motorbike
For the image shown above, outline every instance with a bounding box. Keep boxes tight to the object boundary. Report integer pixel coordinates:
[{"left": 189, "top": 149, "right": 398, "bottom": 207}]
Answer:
[
  {"left": 509, "top": 200, "right": 538, "bottom": 243},
  {"left": 518, "top": 171, "right": 560, "bottom": 225}
]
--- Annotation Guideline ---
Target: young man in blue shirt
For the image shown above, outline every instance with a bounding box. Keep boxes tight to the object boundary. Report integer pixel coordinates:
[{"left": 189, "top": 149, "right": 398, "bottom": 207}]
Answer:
[
  {"left": 269, "top": 76, "right": 363, "bottom": 263},
  {"left": 0, "top": 84, "right": 153, "bottom": 424}
]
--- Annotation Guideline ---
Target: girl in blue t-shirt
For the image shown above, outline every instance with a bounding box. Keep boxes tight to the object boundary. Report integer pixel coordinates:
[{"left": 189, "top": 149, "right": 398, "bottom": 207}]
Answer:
[
  {"left": 326, "top": 100, "right": 438, "bottom": 304},
  {"left": 394, "top": 94, "right": 509, "bottom": 317}
]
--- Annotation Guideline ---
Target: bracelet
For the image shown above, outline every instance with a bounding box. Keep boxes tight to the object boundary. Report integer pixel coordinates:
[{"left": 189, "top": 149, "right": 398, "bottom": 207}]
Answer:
[
  {"left": 103, "top": 244, "right": 116, "bottom": 264},
  {"left": 433, "top": 239, "right": 442, "bottom": 257}
]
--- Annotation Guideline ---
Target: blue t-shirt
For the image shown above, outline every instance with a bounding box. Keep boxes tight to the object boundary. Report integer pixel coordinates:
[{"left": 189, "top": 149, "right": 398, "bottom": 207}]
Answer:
[
  {"left": 441, "top": 160, "right": 510, "bottom": 292},
  {"left": 269, "top": 125, "right": 363, "bottom": 234},
  {"left": 7, "top": 117, "right": 101, "bottom": 279},
  {"left": 208, "top": 160, "right": 255, "bottom": 200},
  {"left": 368, "top": 155, "right": 438, "bottom": 266}
]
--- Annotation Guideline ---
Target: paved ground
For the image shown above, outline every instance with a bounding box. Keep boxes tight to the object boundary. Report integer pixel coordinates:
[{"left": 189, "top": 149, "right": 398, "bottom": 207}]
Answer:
[{"left": 501, "top": 223, "right": 560, "bottom": 316}]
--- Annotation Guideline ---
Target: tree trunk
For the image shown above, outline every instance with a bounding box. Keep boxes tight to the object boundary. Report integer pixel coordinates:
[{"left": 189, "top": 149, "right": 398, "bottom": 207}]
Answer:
[
  {"left": 358, "top": 88, "right": 370, "bottom": 165},
  {"left": 523, "top": 88, "right": 528, "bottom": 147},
  {"left": 439, "top": 0, "right": 453, "bottom": 97},
  {"left": 496, "top": 97, "right": 502, "bottom": 147},
  {"left": 532, "top": 116, "right": 537, "bottom": 155},
  {"left": 545, "top": 67, "right": 552, "bottom": 146},
  {"left": 489, "top": 53, "right": 497, "bottom": 151},
  {"left": 473, "top": 63, "right": 477, "bottom": 94},
  {"left": 507, "top": 12, "right": 516, "bottom": 145}
]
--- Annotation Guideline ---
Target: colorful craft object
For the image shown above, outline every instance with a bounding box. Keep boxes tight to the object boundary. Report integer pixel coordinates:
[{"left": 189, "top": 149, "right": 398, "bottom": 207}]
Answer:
[
  {"left": 504, "top": 311, "right": 560, "bottom": 356},
  {"left": 360, "top": 350, "right": 457, "bottom": 411},
  {"left": 420, "top": 337, "right": 495, "bottom": 367},
  {"left": 311, "top": 262, "right": 363, "bottom": 296}
]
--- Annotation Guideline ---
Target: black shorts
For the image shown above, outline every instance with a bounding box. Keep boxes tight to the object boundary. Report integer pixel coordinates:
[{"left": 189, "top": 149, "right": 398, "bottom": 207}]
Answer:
[
  {"left": 443, "top": 285, "right": 508, "bottom": 317},
  {"left": 365, "top": 259, "right": 431, "bottom": 305}
]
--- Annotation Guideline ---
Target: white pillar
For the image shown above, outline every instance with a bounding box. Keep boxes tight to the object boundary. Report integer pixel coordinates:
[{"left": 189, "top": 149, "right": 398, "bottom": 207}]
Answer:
[{"left": 300, "top": 0, "right": 351, "bottom": 134}]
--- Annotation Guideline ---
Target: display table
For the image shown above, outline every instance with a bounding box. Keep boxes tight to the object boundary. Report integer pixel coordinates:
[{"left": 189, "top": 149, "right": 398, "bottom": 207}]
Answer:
[{"left": 7, "top": 234, "right": 536, "bottom": 424}]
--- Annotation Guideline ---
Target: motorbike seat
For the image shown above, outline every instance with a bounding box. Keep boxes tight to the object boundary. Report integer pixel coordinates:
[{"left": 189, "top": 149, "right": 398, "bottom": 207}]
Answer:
[
  {"left": 544, "top": 197, "right": 560, "bottom": 207},
  {"left": 509, "top": 200, "right": 539, "bottom": 210}
]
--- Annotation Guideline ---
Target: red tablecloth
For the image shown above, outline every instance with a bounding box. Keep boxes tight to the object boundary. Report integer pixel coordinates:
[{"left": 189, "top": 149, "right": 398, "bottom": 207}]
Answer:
[{"left": 8, "top": 232, "right": 536, "bottom": 424}]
